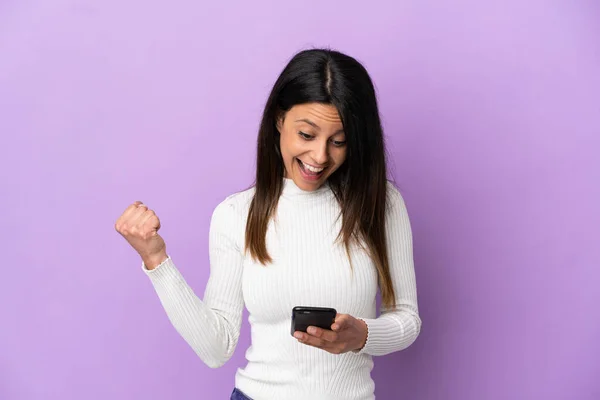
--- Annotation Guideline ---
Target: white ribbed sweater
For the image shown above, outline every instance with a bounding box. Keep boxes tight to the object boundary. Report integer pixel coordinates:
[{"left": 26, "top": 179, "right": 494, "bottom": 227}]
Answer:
[{"left": 142, "top": 178, "right": 421, "bottom": 400}]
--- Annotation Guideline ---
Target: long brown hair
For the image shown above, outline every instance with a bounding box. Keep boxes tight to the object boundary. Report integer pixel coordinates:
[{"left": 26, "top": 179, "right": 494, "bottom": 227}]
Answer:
[{"left": 245, "top": 49, "right": 396, "bottom": 309}]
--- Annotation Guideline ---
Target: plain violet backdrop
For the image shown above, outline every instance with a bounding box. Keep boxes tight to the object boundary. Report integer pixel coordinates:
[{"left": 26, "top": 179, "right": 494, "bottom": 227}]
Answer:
[{"left": 1, "top": 1, "right": 599, "bottom": 399}]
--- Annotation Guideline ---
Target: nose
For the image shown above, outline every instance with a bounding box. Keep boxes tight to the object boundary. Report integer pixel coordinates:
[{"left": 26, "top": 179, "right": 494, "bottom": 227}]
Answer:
[{"left": 311, "top": 139, "right": 329, "bottom": 166}]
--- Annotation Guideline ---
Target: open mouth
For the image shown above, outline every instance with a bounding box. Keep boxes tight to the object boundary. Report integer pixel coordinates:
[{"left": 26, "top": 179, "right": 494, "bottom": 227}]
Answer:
[{"left": 296, "top": 158, "right": 326, "bottom": 181}]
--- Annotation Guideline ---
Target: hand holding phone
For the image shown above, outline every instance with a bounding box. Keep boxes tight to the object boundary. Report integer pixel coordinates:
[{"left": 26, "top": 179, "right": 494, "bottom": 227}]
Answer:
[{"left": 290, "top": 306, "right": 337, "bottom": 336}]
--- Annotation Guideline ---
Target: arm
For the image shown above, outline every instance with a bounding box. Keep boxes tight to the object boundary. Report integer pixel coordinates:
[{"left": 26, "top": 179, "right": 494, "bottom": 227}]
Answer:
[
  {"left": 141, "top": 198, "right": 245, "bottom": 368},
  {"left": 356, "top": 185, "right": 422, "bottom": 356}
]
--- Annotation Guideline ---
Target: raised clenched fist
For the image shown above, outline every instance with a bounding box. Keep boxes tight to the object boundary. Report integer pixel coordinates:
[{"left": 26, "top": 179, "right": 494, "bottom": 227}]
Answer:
[{"left": 115, "top": 201, "right": 167, "bottom": 270}]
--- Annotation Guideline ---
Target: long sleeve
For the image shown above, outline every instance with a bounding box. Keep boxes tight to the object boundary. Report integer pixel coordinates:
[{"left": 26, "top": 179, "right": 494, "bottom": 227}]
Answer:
[
  {"left": 141, "top": 198, "right": 245, "bottom": 368},
  {"left": 356, "top": 185, "right": 422, "bottom": 356}
]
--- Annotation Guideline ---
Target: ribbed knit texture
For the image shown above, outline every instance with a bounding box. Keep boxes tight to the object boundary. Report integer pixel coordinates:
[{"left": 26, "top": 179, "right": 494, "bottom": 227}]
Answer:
[{"left": 142, "top": 178, "right": 421, "bottom": 400}]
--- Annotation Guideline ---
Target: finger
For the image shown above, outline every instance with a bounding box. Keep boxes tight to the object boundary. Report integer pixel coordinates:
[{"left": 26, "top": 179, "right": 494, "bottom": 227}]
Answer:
[
  {"left": 139, "top": 210, "right": 155, "bottom": 230},
  {"left": 136, "top": 212, "right": 159, "bottom": 235},
  {"left": 116, "top": 202, "right": 145, "bottom": 232},
  {"left": 294, "top": 331, "right": 345, "bottom": 354},
  {"left": 142, "top": 214, "right": 160, "bottom": 234},
  {"left": 306, "top": 326, "right": 338, "bottom": 342},
  {"left": 294, "top": 331, "right": 327, "bottom": 349},
  {"left": 332, "top": 314, "right": 349, "bottom": 331},
  {"left": 126, "top": 201, "right": 145, "bottom": 215},
  {"left": 117, "top": 201, "right": 144, "bottom": 224},
  {"left": 131, "top": 204, "right": 150, "bottom": 224},
  {"left": 123, "top": 202, "right": 146, "bottom": 221}
]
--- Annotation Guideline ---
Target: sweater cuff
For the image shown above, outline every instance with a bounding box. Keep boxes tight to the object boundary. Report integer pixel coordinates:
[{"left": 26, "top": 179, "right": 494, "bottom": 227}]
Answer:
[
  {"left": 353, "top": 316, "right": 394, "bottom": 356},
  {"left": 141, "top": 255, "right": 174, "bottom": 277},
  {"left": 353, "top": 317, "right": 370, "bottom": 354}
]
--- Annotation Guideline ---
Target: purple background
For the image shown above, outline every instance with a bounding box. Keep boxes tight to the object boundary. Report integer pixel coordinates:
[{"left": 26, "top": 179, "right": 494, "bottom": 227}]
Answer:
[{"left": 1, "top": 1, "right": 599, "bottom": 399}]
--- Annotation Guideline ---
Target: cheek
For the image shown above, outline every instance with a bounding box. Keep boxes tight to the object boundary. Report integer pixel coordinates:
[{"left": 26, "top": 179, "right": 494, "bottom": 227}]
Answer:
[
  {"left": 331, "top": 148, "right": 347, "bottom": 167},
  {"left": 279, "top": 131, "right": 301, "bottom": 169},
  {"left": 280, "top": 132, "right": 304, "bottom": 157},
  {"left": 279, "top": 131, "right": 291, "bottom": 155}
]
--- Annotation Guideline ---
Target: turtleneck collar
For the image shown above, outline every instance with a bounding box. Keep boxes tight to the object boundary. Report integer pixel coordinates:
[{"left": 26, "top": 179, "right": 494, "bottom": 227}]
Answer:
[{"left": 281, "top": 177, "right": 332, "bottom": 200}]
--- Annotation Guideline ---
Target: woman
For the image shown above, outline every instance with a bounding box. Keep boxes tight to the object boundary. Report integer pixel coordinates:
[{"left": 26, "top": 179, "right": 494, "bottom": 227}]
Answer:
[{"left": 115, "top": 48, "right": 421, "bottom": 400}]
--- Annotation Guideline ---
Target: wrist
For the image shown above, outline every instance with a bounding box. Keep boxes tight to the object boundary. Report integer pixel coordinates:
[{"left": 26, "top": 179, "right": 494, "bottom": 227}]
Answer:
[
  {"left": 355, "top": 318, "right": 368, "bottom": 351},
  {"left": 142, "top": 250, "right": 168, "bottom": 270}
]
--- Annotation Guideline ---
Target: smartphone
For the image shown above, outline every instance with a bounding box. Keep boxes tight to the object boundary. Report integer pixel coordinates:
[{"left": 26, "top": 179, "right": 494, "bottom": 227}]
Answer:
[{"left": 290, "top": 306, "right": 337, "bottom": 336}]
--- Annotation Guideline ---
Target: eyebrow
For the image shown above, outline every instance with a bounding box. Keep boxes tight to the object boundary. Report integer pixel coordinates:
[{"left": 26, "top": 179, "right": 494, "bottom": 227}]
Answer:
[{"left": 294, "top": 118, "right": 344, "bottom": 134}]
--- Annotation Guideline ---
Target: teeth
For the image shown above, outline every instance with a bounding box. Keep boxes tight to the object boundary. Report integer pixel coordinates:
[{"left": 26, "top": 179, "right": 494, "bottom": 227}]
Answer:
[{"left": 300, "top": 160, "right": 324, "bottom": 173}]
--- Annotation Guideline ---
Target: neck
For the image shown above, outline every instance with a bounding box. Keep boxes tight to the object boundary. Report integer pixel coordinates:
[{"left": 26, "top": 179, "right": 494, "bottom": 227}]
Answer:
[{"left": 281, "top": 177, "right": 331, "bottom": 200}]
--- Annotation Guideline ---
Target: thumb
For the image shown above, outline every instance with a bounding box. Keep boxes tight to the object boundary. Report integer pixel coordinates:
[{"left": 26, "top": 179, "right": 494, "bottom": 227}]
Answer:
[{"left": 332, "top": 314, "right": 348, "bottom": 331}]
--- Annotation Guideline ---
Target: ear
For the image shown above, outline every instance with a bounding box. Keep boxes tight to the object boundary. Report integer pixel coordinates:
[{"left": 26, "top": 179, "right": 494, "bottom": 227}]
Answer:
[{"left": 275, "top": 110, "right": 286, "bottom": 133}]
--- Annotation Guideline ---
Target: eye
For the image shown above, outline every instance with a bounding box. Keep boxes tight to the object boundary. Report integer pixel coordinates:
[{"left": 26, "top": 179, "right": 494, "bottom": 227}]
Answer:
[
  {"left": 331, "top": 139, "right": 347, "bottom": 147},
  {"left": 298, "top": 131, "right": 314, "bottom": 140}
]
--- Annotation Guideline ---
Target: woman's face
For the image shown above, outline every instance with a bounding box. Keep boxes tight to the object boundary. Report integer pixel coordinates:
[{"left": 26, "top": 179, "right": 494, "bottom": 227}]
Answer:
[{"left": 278, "top": 103, "right": 347, "bottom": 192}]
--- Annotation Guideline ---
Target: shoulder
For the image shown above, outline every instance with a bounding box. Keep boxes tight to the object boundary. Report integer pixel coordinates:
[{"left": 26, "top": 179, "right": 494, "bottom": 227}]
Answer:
[
  {"left": 385, "top": 180, "right": 412, "bottom": 228},
  {"left": 211, "top": 186, "right": 255, "bottom": 224},
  {"left": 386, "top": 181, "right": 407, "bottom": 211}
]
